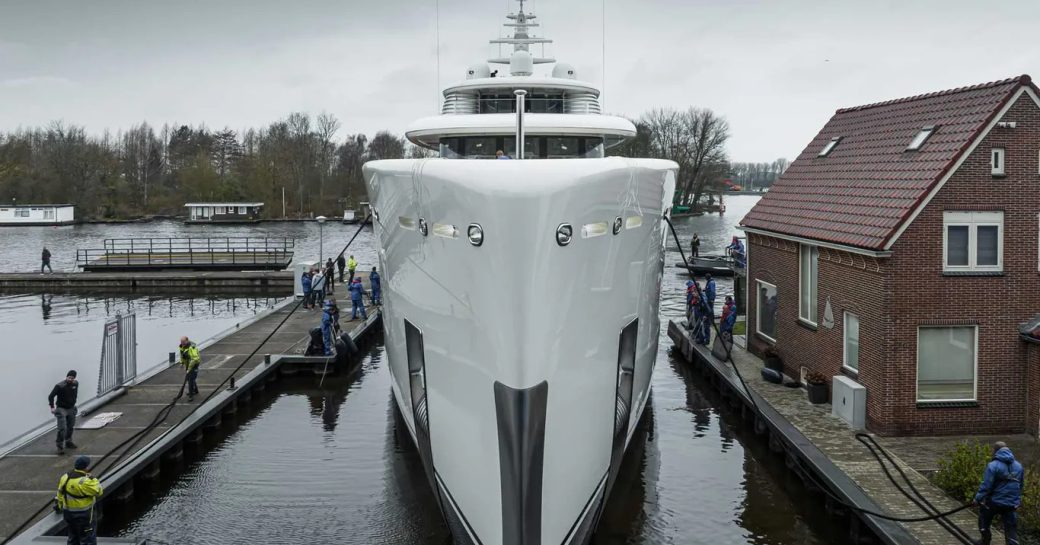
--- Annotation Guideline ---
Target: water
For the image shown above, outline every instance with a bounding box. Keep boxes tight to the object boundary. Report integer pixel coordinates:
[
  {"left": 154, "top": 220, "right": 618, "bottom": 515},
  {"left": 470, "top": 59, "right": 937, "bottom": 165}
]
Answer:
[{"left": 5, "top": 196, "right": 848, "bottom": 543}]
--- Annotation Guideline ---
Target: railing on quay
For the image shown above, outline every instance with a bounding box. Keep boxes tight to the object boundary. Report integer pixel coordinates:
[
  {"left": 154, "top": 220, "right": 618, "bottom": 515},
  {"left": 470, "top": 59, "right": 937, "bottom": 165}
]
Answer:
[{"left": 76, "top": 237, "right": 296, "bottom": 268}]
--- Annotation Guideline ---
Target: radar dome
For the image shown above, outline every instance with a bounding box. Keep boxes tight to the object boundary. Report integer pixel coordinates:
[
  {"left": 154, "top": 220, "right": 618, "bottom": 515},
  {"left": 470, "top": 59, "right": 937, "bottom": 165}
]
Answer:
[
  {"left": 467, "top": 64, "right": 491, "bottom": 79},
  {"left": 552, "top": 64, "right": 577, "bottom": 79},
  {"left": 509, "top": 50, "right": 534, "bottom": 77}
]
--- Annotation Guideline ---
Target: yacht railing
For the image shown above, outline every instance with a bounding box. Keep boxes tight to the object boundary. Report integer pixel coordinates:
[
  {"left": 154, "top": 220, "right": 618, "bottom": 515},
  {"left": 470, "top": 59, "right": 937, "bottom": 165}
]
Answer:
[{"left": 442, "top": 95, "right": 601, "bottom": 115}]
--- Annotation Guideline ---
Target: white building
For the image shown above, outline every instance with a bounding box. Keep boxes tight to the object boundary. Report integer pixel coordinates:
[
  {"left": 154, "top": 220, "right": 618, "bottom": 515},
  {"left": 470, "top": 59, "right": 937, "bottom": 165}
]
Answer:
[{"left": 0, "top": 204, "right": 75, "bottom": 226}]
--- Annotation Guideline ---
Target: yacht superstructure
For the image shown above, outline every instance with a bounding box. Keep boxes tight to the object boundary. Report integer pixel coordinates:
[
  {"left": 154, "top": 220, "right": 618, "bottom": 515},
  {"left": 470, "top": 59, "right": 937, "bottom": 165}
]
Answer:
[{"left": 363, "top": 3, "right": 676, "bottom": 544}]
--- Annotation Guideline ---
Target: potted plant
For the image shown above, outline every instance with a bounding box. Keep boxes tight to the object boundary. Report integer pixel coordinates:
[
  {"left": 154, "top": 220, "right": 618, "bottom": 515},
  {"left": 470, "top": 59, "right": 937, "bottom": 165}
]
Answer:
[
  {"left": 805, "top": 371, "right": 829, "bottom": 404},
  {"left": 763, "top": 346, "right": 784, "bottom": 373}
]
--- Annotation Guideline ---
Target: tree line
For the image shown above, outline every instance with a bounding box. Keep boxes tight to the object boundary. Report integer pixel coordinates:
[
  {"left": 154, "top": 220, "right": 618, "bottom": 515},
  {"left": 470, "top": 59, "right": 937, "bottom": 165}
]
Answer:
[
  {"left": 0, "top": 113, "right": 418, "bottom": 219},
  {"left": 0, "top": 107, "right": 781, "bottom": 219}
]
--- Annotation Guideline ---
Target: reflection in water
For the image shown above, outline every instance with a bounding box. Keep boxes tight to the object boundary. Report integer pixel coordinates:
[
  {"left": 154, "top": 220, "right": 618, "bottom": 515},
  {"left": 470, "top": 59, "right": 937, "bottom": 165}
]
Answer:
[{"left": 40, "top": 293, "right": 52, "bottom": 321}]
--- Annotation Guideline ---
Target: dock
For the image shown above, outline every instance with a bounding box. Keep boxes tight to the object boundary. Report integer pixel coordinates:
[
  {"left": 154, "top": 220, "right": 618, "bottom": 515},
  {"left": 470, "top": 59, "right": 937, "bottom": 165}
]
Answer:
[
  {"left": 0, "top": 271, "right": 294, "bottom": 294},
  {"left": 668, "top": 320, "right": 986, "bottom": 545},
  {"left": 76, "top": 238, "right": 294, "bottom": 272},
  {"left": 0, "top": 298, "right": 382, "bottom": 543}
]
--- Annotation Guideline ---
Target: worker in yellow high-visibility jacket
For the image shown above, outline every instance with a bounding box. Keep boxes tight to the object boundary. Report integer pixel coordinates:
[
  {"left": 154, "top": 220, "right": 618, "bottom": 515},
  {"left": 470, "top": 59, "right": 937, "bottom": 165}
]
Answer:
[
  {"left": 179, "top": 336, "right": 201, "bottom": 399},
  {"left": 56, "top": 455, "right": 103, "bottom": 545}
]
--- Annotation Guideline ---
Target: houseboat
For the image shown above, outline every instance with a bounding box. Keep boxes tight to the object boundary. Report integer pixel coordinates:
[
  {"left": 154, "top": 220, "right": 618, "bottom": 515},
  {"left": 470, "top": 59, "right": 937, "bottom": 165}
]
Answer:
[
  {"left": 0, "top": 204, "right": 75, "bottom": 226},
  {"left": 184, "top": 202, "right": 263, "bottom": 224}
]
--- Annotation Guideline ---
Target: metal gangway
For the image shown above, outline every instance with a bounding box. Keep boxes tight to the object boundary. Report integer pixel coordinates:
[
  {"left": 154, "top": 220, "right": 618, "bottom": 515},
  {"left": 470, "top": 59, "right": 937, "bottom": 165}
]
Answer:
[{"left": 76, "top": 237, "right": 295, "bottom": 271}]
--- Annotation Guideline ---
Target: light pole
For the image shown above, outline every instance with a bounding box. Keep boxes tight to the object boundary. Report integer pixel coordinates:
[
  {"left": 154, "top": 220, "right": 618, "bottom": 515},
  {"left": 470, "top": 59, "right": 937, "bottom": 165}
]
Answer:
[{"left": 316, "top": 216, "right": 327, "bottom": 263}]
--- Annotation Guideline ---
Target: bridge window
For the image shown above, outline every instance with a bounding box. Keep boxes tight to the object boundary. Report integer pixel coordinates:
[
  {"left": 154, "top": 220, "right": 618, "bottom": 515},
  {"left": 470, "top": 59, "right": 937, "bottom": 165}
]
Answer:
[{"left": 440, "top": 136, "right": 604, "bottom": 159}]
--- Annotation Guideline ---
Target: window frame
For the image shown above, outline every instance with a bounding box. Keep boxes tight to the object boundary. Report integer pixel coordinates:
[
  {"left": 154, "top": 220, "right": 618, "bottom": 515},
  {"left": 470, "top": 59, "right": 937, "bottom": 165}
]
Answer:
[
  {"left": 915, "top": 325, "right": 978, "bottom": 403},
  {"left": 942, "top": 211, "right": 1003, "bottom": 273},
  {"left": 755, "top": 279, "right": 778, "bottom": 343},
  {"left": 991, "top": 147, "right": 1005, "bottom": 176},
  {"left": 798, "top": 244, "right": 819, "bottom": 325},
  {"left": 843, "top": 312, "right": 860, "bottom": 373}
]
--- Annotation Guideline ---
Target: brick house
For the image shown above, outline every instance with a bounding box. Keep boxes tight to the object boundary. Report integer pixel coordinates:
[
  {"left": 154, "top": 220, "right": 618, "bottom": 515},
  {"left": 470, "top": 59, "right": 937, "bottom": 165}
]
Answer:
[{"left": 740, "top": 75, "right": 1040, "bottom": 436}]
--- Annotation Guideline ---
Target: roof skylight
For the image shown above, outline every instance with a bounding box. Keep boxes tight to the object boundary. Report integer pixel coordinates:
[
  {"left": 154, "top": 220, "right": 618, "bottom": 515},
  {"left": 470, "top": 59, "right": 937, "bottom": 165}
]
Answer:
[
  {"left": 906, "top": 126, "right": 936, "bottom": 151},
  {"left": 818, "top": 137, "right": 841, "bottom": 157}
]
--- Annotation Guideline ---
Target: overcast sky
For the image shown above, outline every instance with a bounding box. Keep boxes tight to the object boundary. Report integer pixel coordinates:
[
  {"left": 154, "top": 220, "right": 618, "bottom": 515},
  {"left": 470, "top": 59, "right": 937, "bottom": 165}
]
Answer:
[{"left": 1, "top": 0, "right": 1037, "bottom": 161}]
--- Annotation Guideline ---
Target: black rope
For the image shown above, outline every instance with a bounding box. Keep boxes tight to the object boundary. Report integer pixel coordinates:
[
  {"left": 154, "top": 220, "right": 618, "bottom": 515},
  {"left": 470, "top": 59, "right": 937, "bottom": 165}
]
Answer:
[
  {"left": 0, "top": 216, "right": 373, "bottom": 545},
  {"left": 662, "top": 216, "right": 976, "bottom": 529}
]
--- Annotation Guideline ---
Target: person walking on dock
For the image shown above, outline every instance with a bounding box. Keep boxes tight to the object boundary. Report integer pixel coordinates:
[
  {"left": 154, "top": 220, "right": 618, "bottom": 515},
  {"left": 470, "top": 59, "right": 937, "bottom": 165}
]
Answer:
[
  {"left": 347, "top": 255, "right": 358, "bottom": 284},
  {"left": 41, "top": 247, "right": 53, "bottom": 273},
  {"left": 370, "top": 266, "right": 381, "bottom": 306},
  {"left": 301, "top": 269, "right": 314, "bottom": 309},
  {"left": 975, "top": 441, "right": 1023, "bottom": 545},
  {"left": 179, "top": 336, "right": 201, "bottom": 400},
  {"left": 349, "top": 277, "right": 367, "bottom": 321},
  {"left": 690, "top": 233, "right": 700, "bottom": 258},
  {"left": 336, "top": 254, "right": 346, "bottom": 284},
  {"left": 48, "top": 370, "right": 79, "bottom": 454},
  {"left": 55, "top": 455, "right": 103, "bottom": 545}
]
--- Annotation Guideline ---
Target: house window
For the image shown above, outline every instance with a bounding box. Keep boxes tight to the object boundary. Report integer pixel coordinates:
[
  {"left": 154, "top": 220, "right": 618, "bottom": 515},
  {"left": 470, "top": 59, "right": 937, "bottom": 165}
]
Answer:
[
  {"left": 906, "top": 126, "right": 935, "bottom": 151},
  {"left": 238, "top": 206, "right": 246, "bottom": 214},
  {"left": 991, "top": 148, "right": 1005, "bottom": 176},
  {"left": 43, "top": 209, "right": 55, "bottom": 220},
  {"left": 917, "top": 326, "right": 976, "bottom": 402},
  {"left": 818, "top": 136, "right": 841, "bottom": 157},
  {"left": 844, "top": 313, "right": 859, "bottom": 372},
  {"left": 756, "top": 280, "right": 778, "bottom": 342},
  {"left": 15, "top": 209, "right": 29, "bottom": 218},
  {"left": 943, "top": 211, "right": 1002, "bottom": 272},
  {"left": 798, "top": 244, "right": 819, "bottom": 324}
]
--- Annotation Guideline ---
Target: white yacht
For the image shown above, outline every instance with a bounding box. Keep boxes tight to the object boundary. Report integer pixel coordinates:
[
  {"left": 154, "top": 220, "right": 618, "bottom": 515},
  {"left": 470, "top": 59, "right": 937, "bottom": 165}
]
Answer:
[{"left": 364, "top": 3, "right": 677, "bottom": 543}]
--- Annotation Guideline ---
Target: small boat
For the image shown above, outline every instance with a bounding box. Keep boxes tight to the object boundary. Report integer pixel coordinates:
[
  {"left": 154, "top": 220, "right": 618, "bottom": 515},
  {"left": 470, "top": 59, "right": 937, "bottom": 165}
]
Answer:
[{"left": 673, "top": 257, "right": 735, "bottom": 277}]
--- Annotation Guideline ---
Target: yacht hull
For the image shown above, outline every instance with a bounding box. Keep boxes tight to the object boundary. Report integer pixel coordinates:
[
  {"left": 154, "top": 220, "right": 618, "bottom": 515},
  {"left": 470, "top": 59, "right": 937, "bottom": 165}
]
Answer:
[{"left": 364, "top": 157, "right": 676, "bottom": 545}]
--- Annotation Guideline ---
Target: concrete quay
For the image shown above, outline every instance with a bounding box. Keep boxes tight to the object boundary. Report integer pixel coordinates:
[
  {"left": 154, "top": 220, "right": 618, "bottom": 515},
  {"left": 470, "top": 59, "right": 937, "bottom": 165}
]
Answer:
[
  {"left": 0, "top": 299, "right": 382, "bottom": 544},
  {"left": 0, "top": 271, "right": 293, "bottom": 295},
  {"left": 668, "top": 320, "right": 986, "bottom": 545}
]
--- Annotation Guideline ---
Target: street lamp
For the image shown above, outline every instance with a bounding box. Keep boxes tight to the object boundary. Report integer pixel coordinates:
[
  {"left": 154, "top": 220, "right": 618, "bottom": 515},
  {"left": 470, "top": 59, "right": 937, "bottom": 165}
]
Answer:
[{"left": 316, "top": 216, "right": 327, "bottom": 263}]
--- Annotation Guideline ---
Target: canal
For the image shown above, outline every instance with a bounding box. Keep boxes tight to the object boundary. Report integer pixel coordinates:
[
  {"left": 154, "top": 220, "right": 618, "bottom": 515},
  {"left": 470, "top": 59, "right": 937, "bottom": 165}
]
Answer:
[{"left": 1, "top": 196, "right": 849, "bottom": 543}]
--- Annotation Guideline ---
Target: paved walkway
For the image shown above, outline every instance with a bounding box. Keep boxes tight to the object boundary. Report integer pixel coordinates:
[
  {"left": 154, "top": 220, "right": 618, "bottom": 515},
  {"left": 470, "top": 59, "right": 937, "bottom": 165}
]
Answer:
[
  {"left": 678, "top": 324, "right": 986, "bottom": 545},
  {"left": 0, "top": 293, "right": 378, "bottom": 542}
]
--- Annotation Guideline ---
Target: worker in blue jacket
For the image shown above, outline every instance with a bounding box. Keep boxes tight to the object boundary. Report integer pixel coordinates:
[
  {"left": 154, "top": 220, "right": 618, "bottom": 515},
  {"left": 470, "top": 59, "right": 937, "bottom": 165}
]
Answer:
[
  {"left": 369, "top": 267, "right": 381, "bottom": 306},
  {"left": 704, "top": 273, "right": 717, "bottom": 311},
  {"left": 695, "top": 290, "right": 712, "bottom": 345},
  {"left": 349, "top": 278, "right": 367, "bottom": 320},
  {"left": 975, "top": 442, "right": 1023, "bottom": 545},
  {"left": 300, "top": 270, "right": 313, "bottom": 309},
  {"left": 720, "top": 296, "right": 737, "bottom": 339},
  {"left": 320, "top": 300, "right": 336, "bottom": 356}
]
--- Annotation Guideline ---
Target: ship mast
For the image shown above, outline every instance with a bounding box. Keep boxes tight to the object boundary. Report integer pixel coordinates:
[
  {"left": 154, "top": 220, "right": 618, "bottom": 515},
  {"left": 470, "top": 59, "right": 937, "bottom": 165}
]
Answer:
[{"left": 488, "top": 0, "right": 555, "bottom": 65}]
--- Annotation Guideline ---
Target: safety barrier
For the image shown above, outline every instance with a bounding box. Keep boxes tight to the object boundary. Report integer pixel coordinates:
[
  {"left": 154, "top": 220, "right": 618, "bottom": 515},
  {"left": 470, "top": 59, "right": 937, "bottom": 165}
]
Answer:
[{"left": 97, "top": 313, "right": 137, "bottom": 396}]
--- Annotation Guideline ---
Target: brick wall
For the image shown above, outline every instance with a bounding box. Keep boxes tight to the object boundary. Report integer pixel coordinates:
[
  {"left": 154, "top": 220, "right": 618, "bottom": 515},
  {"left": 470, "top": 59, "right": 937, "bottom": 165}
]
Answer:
[
  {"left": 883, "top": 93, "right": 1040, "bottom": 435},
  {"left": 746, "top": 234, "right": 888, "bottom": 429}
]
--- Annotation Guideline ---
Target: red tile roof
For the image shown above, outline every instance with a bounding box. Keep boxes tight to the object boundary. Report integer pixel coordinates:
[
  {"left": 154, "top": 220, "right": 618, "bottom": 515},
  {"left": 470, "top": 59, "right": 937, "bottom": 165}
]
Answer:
[{"left": 741, "top": 75, "right": 1035, "bottom": 250}]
